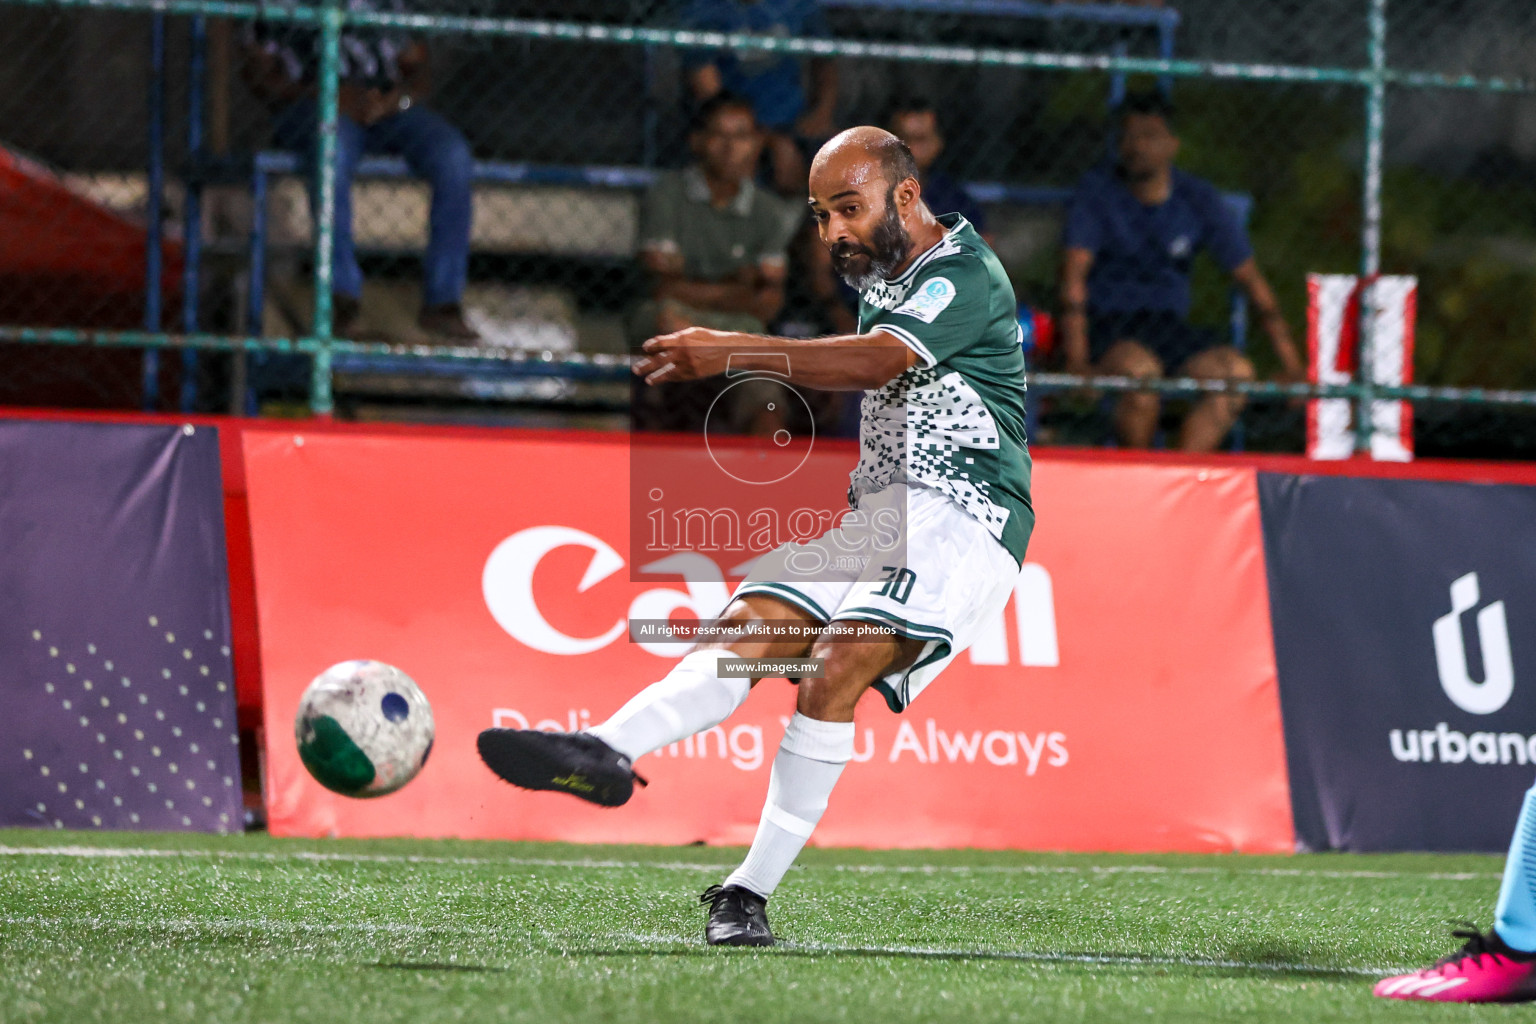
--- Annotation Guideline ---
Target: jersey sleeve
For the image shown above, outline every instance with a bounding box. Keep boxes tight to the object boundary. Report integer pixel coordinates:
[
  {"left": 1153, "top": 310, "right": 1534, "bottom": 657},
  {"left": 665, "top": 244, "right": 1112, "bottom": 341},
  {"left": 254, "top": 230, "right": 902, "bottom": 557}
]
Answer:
[
  {"left": 1198, "top": 183, "right": 1254, "bottom": 272},
  {"left": 1061, "top": 177, "right": 1106, "bottom": 253},
  {"left": 866, "top": 257, "right": 991, "bottom": 368}
]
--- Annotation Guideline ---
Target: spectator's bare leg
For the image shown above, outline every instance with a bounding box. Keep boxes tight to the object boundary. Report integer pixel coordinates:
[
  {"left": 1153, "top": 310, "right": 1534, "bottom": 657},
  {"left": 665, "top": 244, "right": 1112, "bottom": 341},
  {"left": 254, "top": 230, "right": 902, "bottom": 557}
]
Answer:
[
  {"left": 1098, "top": 339, "right": 1163, "bottom": 448},
  {"left": 1178, "top": 346, "right": 1256, "bottom": 452}
]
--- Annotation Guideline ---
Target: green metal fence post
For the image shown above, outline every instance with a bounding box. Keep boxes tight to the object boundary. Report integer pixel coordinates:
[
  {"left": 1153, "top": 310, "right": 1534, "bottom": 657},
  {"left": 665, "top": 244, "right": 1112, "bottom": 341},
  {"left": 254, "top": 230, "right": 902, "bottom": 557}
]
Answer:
[
  {"left": 310, "top": 0, "right": 342, "bottom": 416},
  {"left": 1357, "top": 0, "right": 1387, "bottom": 454}
]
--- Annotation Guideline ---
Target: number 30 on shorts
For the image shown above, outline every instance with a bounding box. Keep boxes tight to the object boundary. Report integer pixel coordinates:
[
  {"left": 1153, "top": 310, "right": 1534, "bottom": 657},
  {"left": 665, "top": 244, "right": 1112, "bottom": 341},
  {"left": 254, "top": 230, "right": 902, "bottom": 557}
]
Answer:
[{"left": 874, "top": 566, "right": 917, "bottom": 604}]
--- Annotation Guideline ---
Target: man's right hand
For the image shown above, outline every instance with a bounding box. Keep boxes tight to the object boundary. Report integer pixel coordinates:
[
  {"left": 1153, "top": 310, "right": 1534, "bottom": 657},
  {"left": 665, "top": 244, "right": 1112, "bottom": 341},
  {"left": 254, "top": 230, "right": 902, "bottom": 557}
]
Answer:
[
  {"left": 338, "top": 83, "right": 373, "bottom": 123},
  {"left": 338, "top": 85, "right": 405, "bottom": 125}
]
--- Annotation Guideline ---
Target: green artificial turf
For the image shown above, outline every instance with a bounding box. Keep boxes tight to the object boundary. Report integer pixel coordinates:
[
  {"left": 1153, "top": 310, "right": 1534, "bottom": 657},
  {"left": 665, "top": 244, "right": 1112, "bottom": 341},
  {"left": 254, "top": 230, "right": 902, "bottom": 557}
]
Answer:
[{"left": 0, "top": 828, "right": 1519, "bottom": 1023}]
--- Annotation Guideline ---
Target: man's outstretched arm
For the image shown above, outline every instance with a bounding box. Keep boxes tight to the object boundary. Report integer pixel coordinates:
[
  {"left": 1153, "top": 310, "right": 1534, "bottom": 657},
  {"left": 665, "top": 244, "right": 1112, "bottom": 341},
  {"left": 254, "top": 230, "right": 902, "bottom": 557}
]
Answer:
[
  {"left": 1230, "top": 257, "right": 1305, "bottom": 381},
  {"left": 635, "top": 326, "right": 919, "bottom": 392}
]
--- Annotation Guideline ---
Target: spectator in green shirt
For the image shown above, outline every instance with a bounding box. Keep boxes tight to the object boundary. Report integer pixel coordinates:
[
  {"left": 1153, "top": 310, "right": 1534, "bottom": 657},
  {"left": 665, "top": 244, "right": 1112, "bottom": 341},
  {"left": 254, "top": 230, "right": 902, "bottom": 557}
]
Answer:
[{"left": 631, "top": 92, "right": 800, "bottom": 433}]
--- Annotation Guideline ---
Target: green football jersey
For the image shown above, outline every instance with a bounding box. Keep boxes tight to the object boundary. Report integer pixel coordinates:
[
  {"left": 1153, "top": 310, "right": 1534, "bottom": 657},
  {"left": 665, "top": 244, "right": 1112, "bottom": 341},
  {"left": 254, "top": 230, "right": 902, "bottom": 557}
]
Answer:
[{"left": 852, "top": 213, "right": 1034, "bottom": 564}]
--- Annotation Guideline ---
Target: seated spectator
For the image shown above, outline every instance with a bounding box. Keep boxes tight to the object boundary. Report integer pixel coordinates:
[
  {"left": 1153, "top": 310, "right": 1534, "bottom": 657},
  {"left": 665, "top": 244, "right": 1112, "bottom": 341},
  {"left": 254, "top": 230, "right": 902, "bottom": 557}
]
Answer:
[
  {"left": 243, "top": 1, "right": 478, "bottom": 341},
  {"left": 680, "top": 0, "right": 838, "bottom": 197},
  {"left": 631, "top": 93, "right": 799, "bottom": 434},
  {"left": 887, "top": 97, "right": 987, "bottom": 236},
  {"left": 1058, "top": 91, "right": 1302, "bottom": 451}
]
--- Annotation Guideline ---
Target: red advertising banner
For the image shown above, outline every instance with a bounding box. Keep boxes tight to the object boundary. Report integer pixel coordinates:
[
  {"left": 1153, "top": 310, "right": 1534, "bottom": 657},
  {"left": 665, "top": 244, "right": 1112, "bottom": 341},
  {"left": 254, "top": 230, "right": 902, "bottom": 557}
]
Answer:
[{"left": 245, "top": 430, "right": 1293, "bottom": 853}]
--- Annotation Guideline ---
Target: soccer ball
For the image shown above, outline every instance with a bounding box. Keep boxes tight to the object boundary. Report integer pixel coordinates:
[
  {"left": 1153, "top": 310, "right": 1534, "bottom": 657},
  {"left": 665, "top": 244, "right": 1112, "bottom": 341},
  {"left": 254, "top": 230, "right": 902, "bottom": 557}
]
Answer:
[{"left": 295, "top": 660, "right": 434, "bottom": 798}]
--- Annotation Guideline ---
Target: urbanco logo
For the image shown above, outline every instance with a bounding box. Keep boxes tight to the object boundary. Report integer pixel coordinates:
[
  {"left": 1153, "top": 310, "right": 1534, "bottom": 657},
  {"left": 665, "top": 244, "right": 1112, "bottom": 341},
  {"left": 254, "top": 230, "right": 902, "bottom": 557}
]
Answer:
[
  {"left": 1432, "top": 572, "right": 1514, "bottom": 715},
  {"left": 482, "top": 525, "right": 1059, "bottom": 666}
]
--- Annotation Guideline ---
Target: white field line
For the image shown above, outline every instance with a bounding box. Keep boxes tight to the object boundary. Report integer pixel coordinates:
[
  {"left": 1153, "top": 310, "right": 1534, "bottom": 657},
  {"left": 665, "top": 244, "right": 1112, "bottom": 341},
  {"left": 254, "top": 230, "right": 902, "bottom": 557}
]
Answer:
[
  {"left": 0, "top": 844, "right": 1501, "bottom": 882},
  {"left": 0, "top": 914, "right": 679, "bottom": 948},
  {"left": 0, "top": 914, "right": 490, "bottom": 938},
  {"left": 0, "top": 915, "right": 1397, "bottom": 978}
]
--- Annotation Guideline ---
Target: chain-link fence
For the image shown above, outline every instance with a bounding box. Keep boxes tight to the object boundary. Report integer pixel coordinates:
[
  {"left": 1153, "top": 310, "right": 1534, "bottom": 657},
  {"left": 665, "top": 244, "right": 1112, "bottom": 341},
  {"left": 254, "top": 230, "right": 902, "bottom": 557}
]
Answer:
[{"left": 1, "top": 0, "right": 1535, "bottom": 454}]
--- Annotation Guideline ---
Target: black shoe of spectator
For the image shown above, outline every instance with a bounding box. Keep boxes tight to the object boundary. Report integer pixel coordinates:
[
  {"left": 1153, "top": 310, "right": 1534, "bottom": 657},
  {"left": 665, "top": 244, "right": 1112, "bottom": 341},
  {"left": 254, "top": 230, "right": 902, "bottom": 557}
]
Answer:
[
  {"left": 329, "top": 293, "right": 361, "bottom": 338},
  {"left": 419, "top": 302, "right": 480, "bottom": 342}
]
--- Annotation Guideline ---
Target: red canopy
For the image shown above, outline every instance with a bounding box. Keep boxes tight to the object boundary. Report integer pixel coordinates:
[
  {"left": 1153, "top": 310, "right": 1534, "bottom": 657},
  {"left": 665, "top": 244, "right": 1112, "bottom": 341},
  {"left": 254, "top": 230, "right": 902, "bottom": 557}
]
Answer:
[{"left": 0, "top": 145, "right": 182, "bottom": 294}]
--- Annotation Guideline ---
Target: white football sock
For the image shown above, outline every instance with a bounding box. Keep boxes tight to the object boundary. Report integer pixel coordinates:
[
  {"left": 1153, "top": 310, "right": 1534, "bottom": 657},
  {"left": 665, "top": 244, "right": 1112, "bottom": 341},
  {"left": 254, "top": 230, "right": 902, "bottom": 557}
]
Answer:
[
  {"left": 724, "top": 713, "right": 855, "bottom": 898},
  {"left": 586, "top": 649, "right": 750, "bottom": 761}
]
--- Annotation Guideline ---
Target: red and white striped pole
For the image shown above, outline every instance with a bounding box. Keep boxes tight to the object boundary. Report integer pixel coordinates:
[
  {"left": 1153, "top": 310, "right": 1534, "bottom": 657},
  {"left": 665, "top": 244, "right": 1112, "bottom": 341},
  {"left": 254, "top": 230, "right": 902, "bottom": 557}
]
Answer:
[{"left": 1306, "top": 274, "right": 1416, "bottom": 461}]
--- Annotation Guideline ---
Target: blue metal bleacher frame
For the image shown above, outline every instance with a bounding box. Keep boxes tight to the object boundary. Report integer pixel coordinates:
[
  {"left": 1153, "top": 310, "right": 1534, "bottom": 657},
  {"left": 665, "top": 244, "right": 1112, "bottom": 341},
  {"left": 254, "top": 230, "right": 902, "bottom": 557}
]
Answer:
[
  {"left": 239, "top": 156, "right": 657, "bottom": 411},
  {"left": 245, "top": 153, "right": 656, "bottom": 340}
]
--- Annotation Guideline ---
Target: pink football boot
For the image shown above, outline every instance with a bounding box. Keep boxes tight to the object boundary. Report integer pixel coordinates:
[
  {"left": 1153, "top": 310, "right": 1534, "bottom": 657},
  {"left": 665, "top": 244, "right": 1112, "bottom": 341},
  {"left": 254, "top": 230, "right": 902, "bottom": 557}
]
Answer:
[{"left": 1375, "top": 927, "right": 1536, "bottom": 1002}]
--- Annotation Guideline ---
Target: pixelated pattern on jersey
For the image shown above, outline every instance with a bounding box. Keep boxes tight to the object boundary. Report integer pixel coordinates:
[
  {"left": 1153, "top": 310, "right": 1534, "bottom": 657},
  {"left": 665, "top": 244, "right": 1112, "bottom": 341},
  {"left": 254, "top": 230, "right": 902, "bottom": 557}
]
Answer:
[
  {"left": 848, "top": 365, "right": 1011, "bottom": 542},
  {"left": 859, "top": 235, "right": 963, "bottom": 315}
]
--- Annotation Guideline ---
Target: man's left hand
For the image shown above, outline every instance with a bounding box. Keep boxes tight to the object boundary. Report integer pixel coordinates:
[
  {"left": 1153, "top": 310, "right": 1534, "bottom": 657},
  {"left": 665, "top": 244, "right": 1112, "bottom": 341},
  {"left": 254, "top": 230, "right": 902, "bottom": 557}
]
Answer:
[
  {"left": 635, "top": 327, "right": 733, "bottom": 385},
  {"left": 358, "top": 87, "right": 406, "bottom": 125}
]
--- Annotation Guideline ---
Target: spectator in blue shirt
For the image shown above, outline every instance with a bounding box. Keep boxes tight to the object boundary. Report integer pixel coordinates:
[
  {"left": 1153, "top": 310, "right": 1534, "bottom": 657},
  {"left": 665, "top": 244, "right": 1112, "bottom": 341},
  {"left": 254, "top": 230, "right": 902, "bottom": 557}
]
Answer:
[
  {"left": 888, "top": 97, "right": 987, "bottom": 237},
  {"left": 1058, "top": 92, "right": 1302, "bottom": 451},
  {"left": 681, "top": 0, "right": 839, "bottom": 196}
]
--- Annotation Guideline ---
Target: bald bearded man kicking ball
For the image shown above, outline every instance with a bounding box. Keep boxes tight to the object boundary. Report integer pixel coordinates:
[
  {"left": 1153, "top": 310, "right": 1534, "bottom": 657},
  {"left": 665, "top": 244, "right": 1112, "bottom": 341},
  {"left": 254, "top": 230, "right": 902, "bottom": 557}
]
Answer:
[{"left": 477, "top": 126, "right": 1035, "bottom": 946}]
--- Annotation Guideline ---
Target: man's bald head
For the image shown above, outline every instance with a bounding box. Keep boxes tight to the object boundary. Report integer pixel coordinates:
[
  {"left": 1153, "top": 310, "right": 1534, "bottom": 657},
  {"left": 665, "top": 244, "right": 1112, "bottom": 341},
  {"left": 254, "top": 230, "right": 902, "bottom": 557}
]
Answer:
[
  {"left": 808, "top": 126, "right": 938, "bottom": 292},
  {"left": 810, "top": 126, "right": 920, "bottom": 197}
]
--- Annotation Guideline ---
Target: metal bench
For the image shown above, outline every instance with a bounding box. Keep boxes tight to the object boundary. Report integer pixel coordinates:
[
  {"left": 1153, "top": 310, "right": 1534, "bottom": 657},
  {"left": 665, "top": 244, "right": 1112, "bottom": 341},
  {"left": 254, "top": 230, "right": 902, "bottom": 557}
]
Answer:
[{"left": 245, "top": 153, "right": 659, "bottom": 338}]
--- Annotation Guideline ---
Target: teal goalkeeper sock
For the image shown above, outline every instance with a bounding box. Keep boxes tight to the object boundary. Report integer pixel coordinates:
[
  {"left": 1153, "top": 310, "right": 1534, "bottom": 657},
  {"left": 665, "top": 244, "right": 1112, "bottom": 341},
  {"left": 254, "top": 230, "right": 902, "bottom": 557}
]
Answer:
[{"left": 1495, "top": 785, "right": 1536, "bottom": 953}]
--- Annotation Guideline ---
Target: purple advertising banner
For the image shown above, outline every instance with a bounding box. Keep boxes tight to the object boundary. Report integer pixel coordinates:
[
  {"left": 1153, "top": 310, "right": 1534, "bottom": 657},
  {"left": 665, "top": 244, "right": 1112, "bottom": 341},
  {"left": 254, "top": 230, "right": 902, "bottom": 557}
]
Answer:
[
  {"left": 0, "top": 421, "right": 241, "bottom": 833},
  {"left": 1260, "top": 472, "right": 1536, "bottom": 852}
]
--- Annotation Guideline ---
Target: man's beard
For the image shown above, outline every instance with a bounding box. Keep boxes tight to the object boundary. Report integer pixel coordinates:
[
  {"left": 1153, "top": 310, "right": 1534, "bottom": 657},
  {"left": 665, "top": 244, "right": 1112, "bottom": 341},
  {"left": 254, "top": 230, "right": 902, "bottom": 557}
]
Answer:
[{"left": 829, "top": 192, "right": 913, "bottom": 292}]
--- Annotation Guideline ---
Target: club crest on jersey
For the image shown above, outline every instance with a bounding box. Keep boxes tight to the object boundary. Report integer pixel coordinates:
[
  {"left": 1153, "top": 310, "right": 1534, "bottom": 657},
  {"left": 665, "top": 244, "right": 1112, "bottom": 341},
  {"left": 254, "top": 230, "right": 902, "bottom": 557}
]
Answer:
[{"left": 894, "top": 277, "right": 956, "bottom": 324}]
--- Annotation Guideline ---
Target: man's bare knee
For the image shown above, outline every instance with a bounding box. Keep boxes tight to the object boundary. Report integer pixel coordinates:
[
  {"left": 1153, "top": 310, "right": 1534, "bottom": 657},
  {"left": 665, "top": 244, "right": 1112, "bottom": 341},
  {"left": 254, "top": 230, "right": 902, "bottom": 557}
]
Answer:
[
  {"left": 696, "top": 594, "right": 819, "bottom": 673},
  {"left": 1183, "top": 346, "right": 1254, "bottom": 382},
  {"left": 797, "top": 629, "right": 924, "bottom": 721},
  {"left": 1099, "top": 340, "right": 1163, "bottom": 380}
]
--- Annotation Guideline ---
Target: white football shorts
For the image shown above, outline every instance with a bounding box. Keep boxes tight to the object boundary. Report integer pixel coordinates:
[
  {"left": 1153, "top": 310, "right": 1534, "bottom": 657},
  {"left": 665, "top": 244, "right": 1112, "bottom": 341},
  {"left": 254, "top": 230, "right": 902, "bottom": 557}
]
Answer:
[{"left": 731, "top": 483, "right": 1020, "bottom": 712}]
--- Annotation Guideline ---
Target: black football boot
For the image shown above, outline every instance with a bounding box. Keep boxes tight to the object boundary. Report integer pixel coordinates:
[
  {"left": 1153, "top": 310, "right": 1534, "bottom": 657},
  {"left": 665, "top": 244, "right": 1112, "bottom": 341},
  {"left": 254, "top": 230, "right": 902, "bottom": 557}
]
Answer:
[
  {"left": 701, "top": 884, "right": 775, "bottom": 947},
  {"left": 476, "top": 729, "right": 646, "bottom": 808}
]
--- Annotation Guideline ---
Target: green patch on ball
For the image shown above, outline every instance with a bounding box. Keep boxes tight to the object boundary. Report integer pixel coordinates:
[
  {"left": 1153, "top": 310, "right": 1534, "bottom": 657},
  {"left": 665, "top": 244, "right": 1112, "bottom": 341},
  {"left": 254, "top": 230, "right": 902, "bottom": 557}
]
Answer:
[{"left": 297, "top": 714, "right": 377, "bottom": 795}]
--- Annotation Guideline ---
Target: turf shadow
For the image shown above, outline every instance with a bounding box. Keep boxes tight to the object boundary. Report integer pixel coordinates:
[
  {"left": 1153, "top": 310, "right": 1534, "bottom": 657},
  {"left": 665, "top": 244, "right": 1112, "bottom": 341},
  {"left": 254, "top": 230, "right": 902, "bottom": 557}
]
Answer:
[
  {"left": 790, "top": 946, "right": 1365, "bottom": 981},
  {"left": 369, "top": 961, "right": 509, "bottom": 973},
  {"left": 565, "top": 944, "right": 1365, "bottom": 980}
]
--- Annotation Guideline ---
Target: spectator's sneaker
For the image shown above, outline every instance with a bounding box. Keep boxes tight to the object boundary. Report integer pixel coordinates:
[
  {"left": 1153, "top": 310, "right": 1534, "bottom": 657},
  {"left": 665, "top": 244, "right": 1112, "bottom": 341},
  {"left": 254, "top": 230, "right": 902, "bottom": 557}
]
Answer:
[
  {"left": 701, "top": 884, "right": 774, "bottom": 947},
  {"left": 475, "top": 729, "right": 645, "bottom": 807},
  {"left": 418, "top": 303, "right": 480, "bottom": 342},
  {"left": 1374, "top": 926, "right": 1536, "bottom": 1002}
]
